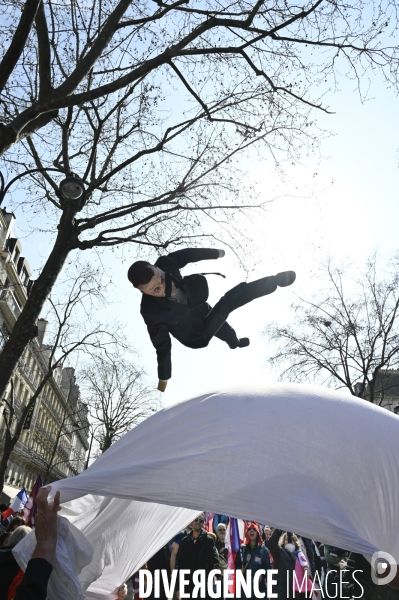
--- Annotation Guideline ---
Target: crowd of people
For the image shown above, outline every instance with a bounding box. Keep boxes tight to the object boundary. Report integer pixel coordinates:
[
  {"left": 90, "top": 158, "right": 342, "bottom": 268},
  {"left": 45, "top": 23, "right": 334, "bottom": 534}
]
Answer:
[
  {"left": 132, "top": 513, "right": 373, "bottom": 600},
  {"left": 0, "top": 499, "right": 388, "bottom": 600}
]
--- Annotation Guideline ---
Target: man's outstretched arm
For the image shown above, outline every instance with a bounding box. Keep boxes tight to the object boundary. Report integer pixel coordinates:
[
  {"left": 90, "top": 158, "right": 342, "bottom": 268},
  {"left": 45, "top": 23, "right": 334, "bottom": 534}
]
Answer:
[
  {"left": 157, "top": 248, "right": 225, "bottom": 271},
  {"left": 144, "top": 315, "right": 172, "bottom": 391}
]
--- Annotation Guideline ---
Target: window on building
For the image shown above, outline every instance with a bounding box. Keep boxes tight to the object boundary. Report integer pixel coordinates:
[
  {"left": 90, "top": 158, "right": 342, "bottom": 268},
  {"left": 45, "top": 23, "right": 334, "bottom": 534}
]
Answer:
[{"left": 21, "top": 268, "right": 29, "bottom": 287}]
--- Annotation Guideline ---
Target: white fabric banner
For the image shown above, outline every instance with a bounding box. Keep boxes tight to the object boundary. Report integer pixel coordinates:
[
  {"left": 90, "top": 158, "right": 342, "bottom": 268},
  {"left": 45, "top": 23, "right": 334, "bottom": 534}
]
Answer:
[{"left": 14, "top": 383, "right": 399, "bottom": 599}]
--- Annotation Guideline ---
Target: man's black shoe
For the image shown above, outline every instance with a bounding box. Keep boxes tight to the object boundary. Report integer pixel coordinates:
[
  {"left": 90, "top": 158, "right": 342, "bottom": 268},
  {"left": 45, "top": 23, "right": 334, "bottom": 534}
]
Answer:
[
  {"left": 275, "top": 271, "right": 296, "bottom": 287},
  {"left": 237, "top": 337, "right": 250, "bottom": 348}
]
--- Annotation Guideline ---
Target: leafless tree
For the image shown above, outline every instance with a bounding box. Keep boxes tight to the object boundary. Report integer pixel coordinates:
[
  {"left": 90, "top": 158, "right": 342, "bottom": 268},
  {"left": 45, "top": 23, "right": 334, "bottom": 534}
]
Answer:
[
  {"left": 264, "top": 252, "right": 399, "bottom": 403},
  {"left": 81, "top": 352, "right": 157, "bottom": 464},
  {"left": 0, "top": 263, "right": 128, "bottom": 493},
  {"left": 0, "top": 0, "right": 398, "bottom": 156},
  {"left": 1, "top": 0, "right": 399, "bottom": 404},
  {"left": 39, "top": 406, "right": 89, "bottom": 485},
  {"left": 0, "top": 45, "right": 305, "bottom": 404}
]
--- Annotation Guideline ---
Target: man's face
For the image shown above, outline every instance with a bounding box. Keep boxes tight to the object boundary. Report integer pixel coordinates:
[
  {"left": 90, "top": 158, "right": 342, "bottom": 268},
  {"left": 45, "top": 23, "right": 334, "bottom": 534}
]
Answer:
[
  {"left": 138, "top": 266, "right": 165, "bottom": 297},
  {"left": 191, "top": 515, "right": 205, "bottom": 532},
  {"left": 217, "top": 526, "right": 226, "bottom": 541}
]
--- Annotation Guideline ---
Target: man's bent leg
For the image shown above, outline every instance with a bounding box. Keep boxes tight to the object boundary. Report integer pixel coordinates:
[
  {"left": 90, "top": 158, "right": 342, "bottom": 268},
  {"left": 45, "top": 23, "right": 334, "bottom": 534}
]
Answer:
[
  {"left": 203, "top": 276, "right": 278, "bottom": 340},
  {"left": 197, "top": 302, "right": 240, "bottom": 348},
  {"left": 214, "top": 320, "right": 240, "bottom": 349},
  {"left": 203, "top": 272, "right": 295, "bottom": 340}
]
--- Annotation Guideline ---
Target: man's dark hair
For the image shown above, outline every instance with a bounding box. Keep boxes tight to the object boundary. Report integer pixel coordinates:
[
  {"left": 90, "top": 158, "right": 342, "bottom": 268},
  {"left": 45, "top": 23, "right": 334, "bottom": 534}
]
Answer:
[
  {"left": 0, "top": 503, "right": 8, "bottom": 512},
  {"left": 127, "top": 261, "right": 154, "bottom": 288}
]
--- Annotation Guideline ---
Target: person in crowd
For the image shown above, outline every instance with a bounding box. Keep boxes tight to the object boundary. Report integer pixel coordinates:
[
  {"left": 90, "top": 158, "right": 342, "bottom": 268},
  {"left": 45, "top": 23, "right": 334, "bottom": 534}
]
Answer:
[
  {"left": 323, "top": 544, "right": 350, "bottom": 600},
  {"left": 300, "top": 537, "right": 316, "bottom": 577},
  {"left": 1, "top": 488, "right": 126, "bottom": 600},
  {"left": 1, "top": 487, "right": 59, "bottom": 600},
  {"left": 347, "top": 553, "right": 373, "bottom": 599},
  {"left": 262, "top": 526, "right": 274, "bottom": 548},
  {"left": 176, "top": 514, "right": 219, "bottom": 599},
  {"left": 0, "top": 532, "right": 21, "bottom": 600},
  {"left": 215, "top": 523, "right": 228, "bottom": 571},
  {"left": 284, "top": 533, "right": 313, "bottom": 599},
  {"left": 213, "top": 515, "right": 229, "bottom": 532},
  {"left": 128, "top": 248, "right": 295, "bottom": 391},
  {"left": 207, "top": 531, "right": 217, "bottom": 542},
  {"left": 0, "top": 526, "right": 32, "bottom": 600},
  {"left": 169, "top": 523, "right": 192, "bottom": 573},
  {"left": 215, "top": 524, "right": 227, "bottom": 552},
  {"left": 5, "top": 517, "right": 26, "bottom": 534},
  {"left": 268, "top": 529, "right": 297, "bottom": 598},
  {"left": 235, "top": 522, "right": 271, "bottom": 600},
  {"left": 0, "top": 504, "right": 8, "bottom": 532},
  {"left": 308, "top": 541, "right": 324, "bottom": 587},
  {"left": 146, "top": 545, "right": 170, "bottom": 600}
]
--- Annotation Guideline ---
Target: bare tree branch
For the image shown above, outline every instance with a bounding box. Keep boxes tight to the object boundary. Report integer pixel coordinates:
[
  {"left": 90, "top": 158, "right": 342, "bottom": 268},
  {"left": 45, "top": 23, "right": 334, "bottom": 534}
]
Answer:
[
  {"left": 0, "top": 0, "right": 41, "bottom": 93},
  {"left": 265, "top": 252, "right": 399, "bottom": 404}
]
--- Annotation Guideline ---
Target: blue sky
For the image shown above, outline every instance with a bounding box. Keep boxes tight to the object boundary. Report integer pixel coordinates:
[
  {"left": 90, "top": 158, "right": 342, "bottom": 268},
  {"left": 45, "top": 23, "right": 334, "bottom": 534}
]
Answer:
[{"left": 11, "top": 68, "right": 399, "bottom": 407}]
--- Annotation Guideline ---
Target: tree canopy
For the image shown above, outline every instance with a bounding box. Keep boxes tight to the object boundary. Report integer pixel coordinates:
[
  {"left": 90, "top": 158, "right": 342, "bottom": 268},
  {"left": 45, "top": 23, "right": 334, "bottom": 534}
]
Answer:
[{"left": 1, "top": 0, "right": 399, "bottom": 409}]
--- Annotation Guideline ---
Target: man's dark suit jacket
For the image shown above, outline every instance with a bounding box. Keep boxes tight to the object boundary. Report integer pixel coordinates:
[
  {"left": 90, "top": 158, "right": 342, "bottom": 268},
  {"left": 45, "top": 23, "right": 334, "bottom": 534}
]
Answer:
[
  {"left": 177, "top": 530, "right": 220, "bottom": 598},
  {"left": 140, "top": 248, "right": 221, "bottom": 380}
]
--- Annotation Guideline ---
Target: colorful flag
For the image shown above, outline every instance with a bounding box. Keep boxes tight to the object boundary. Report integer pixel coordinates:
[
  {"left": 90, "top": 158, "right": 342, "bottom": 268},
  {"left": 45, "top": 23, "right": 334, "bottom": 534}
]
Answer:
[
  {"left": 226, "top": 518, "right": 245, "bottom": 597},
  {"left": 1, "top": 488, "right": 28, "bottom": 520},
  {"left": 205, "top": 512, "right": 214, "bottom": 532},
  {"left": 23, "top": 475, "right": 42, "bottom": 527}
]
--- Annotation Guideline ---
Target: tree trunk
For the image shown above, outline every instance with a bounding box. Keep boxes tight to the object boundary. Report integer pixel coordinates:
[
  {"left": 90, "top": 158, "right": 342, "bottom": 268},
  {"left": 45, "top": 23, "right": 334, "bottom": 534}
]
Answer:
[
  {"left": 0, "top": 429, "right": 14, "bottom": 495},
  {"left": 102, "top": 434, "right": 113, "bottom": 453},
  {"left": 0, "top": 205, "right": 79, "bottom": 402}
]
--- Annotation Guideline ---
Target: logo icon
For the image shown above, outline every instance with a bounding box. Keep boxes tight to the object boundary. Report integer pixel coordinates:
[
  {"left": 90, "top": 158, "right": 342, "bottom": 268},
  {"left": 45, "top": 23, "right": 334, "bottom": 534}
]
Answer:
[{"left": 371, "top": 551, "right": 397, "bottom": 586}]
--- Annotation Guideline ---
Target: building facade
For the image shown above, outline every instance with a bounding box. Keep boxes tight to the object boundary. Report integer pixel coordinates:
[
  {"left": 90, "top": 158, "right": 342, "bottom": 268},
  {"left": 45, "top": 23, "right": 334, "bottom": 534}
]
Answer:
[
  {"left": 0, "top": 208, "right": 89, "bottom": 493},
  {"left": 371, "top": 369, "right": 399, "bottom": 414},
  {"left": 355, "top": 370, "right": 399, "bottom": 414}
]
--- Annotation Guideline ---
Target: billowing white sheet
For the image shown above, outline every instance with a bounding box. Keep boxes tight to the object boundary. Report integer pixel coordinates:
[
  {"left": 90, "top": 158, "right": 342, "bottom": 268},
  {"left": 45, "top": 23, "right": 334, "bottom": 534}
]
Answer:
[
  {"left": 42, "top": 384, "right": 399, "bottom": 597},
  {"left": 62, "top": 496, "right": 199, "bottom": 599}
]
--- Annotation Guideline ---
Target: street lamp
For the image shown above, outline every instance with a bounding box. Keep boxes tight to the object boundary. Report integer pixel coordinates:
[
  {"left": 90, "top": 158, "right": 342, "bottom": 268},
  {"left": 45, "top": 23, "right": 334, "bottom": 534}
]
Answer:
[
  {"left": 0, "top": 168, "right": 86, "bottom": 206},
  {"left": 59, "top": 175, "right": 85, "bottom": 200}
]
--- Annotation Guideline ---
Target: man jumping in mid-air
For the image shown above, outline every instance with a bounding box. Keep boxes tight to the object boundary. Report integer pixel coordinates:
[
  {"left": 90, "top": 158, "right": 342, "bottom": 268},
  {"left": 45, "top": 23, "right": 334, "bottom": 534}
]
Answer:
[{"left": 128, "top": 248, "right": 295, "bottom": 391}]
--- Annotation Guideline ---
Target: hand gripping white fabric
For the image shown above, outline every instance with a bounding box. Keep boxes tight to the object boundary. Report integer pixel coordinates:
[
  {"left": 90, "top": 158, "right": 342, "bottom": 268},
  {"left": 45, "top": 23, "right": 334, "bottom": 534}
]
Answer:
[{"left": 13, "top": 515, "right": 94, "bottom": 600}]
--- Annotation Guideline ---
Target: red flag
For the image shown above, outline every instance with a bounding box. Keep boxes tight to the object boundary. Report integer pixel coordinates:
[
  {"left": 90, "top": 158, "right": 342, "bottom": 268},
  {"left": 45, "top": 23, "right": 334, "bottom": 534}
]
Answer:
[{"left": 22, "top": 475, "right": 42, "bottom": 527}]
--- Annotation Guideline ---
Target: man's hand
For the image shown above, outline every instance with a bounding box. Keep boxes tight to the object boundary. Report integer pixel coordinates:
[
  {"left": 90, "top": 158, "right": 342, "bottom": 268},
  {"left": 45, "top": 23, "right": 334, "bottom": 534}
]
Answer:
[
  {"left": 218, "top": 249, "right": 225, "bottom": 258},
  {"left": 32, "top": 486, "right": 61, "bottom": 563},
  {"left": 158, "top": 379, "right": 168, "bottom": 392}
]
